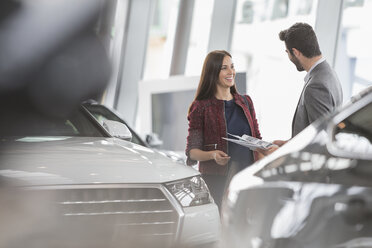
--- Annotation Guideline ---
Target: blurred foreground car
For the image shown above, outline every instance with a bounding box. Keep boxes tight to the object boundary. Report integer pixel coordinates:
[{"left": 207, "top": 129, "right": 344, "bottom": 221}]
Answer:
[
  {"left": 83, "top": 100, "right": 187, "bottom": 164},
  {"left": 0, "top": 105, "right": 220, "bottom": 248},
  {"left": 221, "top": 86, "right": 372, "bottom": 248}
]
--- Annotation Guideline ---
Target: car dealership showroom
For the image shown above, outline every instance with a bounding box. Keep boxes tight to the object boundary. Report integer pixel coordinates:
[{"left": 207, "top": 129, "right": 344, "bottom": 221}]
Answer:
[{"left": 1, "top": 0, "right": 372, "bottom": 248}]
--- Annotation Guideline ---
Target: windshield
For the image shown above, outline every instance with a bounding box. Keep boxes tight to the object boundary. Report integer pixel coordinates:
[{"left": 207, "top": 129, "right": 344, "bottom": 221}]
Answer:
[
  {"left": 334, "top": 101, "right": 372, "bottom": 154},
  {"left": 0, "top": 106, "right": 106, "bottom": 137}
]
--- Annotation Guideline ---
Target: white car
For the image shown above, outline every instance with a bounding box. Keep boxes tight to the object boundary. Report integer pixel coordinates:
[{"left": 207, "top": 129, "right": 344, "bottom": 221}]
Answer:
[{"left": 0, "top": 105, "right": 220, "bottom": 248}]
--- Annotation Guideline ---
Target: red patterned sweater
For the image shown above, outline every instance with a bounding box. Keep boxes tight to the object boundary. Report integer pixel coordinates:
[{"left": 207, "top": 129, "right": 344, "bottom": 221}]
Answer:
[{"left": 185, "top": 93, "right": 262, "bottom": 175}]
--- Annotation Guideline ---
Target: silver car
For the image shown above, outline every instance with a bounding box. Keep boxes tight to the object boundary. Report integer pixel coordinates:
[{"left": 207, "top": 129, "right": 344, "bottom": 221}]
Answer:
[{"left": 0, "top": 105, "right": 220, "bottom": 248}]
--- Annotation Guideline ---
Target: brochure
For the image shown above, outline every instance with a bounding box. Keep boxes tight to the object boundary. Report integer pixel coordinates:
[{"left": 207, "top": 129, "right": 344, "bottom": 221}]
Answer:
[{"left": 222, "top": 133, "right": 273, "bottom": 151}]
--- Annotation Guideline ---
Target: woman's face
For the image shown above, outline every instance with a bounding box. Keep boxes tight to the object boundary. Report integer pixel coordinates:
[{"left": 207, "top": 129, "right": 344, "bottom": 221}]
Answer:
[{"left": 218, "top": 56, "right": 235, "bottom": 89}]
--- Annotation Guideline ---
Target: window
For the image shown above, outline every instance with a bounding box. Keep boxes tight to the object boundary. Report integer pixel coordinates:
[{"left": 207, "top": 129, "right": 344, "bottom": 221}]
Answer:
[
  {"left": 184, "top": 0, "right": 214, "bottom": 76},
  {"left": 143, "top": 0, "right": 179, "bottom": 79},
  {"left": 83, "top": 104, "right": 146, "bottom": 146},
  {"left": 271, "top": 0, "right": 289, "bottom": 20},
  {"left": 1, "top": 107, "right": 105, "bottom": 137},
  {"left": 231, "top": 0, "right": 317, "bottom": 141},
  {"left": 335, "top": 0, "right": 372, "bottom": 98},
  {"left": 334, "top": 102, "right": 372, "bottom": 154}
]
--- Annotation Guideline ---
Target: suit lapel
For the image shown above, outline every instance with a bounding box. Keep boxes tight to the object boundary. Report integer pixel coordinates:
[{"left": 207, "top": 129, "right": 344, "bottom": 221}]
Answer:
[
  {"left": 291, "top": 76, "right": 311, "bottom": 137},
  {"left": 291, "top": 60, "right": 327, "bottom": 137}
]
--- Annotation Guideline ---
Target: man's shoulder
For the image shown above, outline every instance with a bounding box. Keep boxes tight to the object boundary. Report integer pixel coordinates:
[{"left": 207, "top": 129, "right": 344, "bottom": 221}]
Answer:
[
  {"left": 304, "top": 61, "right": 343, "bottom": 103},
  {"left": 309, "top": 61, "right": 339, "bottom": 85},
  {"left": 311, "top": 61, "right": 333, "bottom": 77}
]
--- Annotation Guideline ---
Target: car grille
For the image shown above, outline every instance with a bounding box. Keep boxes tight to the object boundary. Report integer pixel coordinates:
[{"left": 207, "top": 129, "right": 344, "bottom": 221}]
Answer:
[{"left": 19, "top": 185, "right": 180, "bottom": 248}]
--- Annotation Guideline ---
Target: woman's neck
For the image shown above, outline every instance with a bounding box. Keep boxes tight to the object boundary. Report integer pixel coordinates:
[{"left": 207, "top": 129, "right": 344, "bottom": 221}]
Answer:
[{"left": 215, "top": 87, "right": 233, "bottom": 100}]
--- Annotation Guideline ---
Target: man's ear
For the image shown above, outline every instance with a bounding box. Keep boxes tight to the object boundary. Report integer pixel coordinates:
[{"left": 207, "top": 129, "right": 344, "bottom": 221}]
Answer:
[{"left": 292, "top": 48, "right": 301, "bottom": 57}]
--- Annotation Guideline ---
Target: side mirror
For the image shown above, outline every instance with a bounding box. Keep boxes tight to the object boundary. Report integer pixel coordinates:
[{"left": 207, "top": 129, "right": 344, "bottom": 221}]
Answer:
[
  {"left": 145, "top": 133, "right": 163, "bottom": 147},
  {"left": 103, "top": 120, "right": 132, "bottom": 141}
]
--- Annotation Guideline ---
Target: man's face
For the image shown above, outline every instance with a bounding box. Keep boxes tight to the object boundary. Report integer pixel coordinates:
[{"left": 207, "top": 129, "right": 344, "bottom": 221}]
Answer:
[{"left": 286, "top": 48, "right": 304, "bottom": 72}]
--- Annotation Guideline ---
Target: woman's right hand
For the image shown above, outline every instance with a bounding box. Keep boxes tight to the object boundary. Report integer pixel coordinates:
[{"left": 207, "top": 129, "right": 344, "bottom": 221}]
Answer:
[
  {"left": 189, "top": 148, "right": 230, "bottom": 166},
  {"left": 211, "top": 150, "right": 230, "bottom": 166}
]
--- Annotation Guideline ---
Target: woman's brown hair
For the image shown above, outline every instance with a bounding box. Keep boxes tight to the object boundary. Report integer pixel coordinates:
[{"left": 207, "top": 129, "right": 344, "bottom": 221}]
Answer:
[{"left": 194, "top": 50, "right": 237, "bottom": 102}]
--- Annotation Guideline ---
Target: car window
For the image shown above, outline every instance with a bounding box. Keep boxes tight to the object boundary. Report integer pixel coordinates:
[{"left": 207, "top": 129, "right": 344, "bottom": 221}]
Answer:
[
  {"left": 1, "top": 107, "right": 106, "bottom": 137},
  {"left": 334, "top": 102, "right": 372, "bottom": 154},
  {"left": 83, "top": 104, "right": 147, "bottom": 146}
]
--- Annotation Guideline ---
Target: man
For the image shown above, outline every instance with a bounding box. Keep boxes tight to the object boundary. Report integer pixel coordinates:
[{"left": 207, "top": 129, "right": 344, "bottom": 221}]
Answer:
[{"left": 277, "top": 22, "right": 343, "bottom": 144}]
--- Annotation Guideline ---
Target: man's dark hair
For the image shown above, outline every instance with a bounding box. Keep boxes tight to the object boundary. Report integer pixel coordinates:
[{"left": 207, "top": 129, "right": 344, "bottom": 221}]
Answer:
[{"left": 279, "top": 22, "right": 321, "bottom": 58}]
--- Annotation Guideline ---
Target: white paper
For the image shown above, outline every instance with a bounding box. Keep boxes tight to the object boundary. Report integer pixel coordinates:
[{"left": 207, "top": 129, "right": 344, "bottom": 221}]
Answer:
[{"left": 222, "top": 133, "right": 273, "bottom": 151}]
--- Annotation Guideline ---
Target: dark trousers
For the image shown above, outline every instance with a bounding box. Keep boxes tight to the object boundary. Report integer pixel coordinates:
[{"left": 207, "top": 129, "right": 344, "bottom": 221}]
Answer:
[
  {"left": 201, "top": 161, "right": 241, "bottom": 211},
  {"left": 201, "top": 174, "right": 227, "bottom": 211}
]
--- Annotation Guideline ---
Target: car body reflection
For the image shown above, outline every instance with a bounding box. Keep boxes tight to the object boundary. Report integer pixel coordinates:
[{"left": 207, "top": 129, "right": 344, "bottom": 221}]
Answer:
[{"left": 222, "top": 86, "right": 372, "bottom": 248}]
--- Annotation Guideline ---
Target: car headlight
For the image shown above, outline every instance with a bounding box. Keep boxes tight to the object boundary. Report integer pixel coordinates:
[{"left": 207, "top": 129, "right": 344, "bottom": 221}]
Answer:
[{"left": 165, "top": 176, "right": 213, "bottom": 207}]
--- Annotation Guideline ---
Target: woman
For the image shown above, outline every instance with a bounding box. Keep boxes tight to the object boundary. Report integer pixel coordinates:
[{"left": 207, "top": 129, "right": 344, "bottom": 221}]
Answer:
[{"left": 185, "top": 50, "right": 266, "bottom": 210}]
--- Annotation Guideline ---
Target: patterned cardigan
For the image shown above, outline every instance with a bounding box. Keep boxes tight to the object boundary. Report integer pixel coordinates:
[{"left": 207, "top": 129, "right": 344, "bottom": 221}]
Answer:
[{"left": 185, "top": 93, "right": 262, "bottom": 175}]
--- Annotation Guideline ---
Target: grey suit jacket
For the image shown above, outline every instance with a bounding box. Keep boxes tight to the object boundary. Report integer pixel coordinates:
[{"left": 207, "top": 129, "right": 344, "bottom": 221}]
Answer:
[{"left": 292, "top": 60, "right": 343, "bottom": 137}]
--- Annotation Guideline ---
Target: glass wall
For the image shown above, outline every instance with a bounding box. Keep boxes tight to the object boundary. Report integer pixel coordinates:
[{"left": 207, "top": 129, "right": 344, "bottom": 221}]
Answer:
[
  {"left": 143, "top": 0, "right": 179, "bottom": 79},
  {"left": 102, "top": 0, "right": 128, "bottom": 108},
  {"left": 185, "top": 0, "right": 215, "bottom": 76},
  {"left": 231, "top": 0, "right": 318, "bottom": 141},
  {"left": 335, "top": 0, "right": 372, "bottom": 100}
]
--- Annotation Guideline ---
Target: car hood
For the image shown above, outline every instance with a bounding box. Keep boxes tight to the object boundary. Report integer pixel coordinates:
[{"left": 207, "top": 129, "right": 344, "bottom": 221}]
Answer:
[{"left": 0, "top": 136, "right": 199, "bottom": 186}]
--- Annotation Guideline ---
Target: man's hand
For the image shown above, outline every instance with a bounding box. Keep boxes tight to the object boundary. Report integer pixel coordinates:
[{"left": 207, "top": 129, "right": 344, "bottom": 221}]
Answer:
[
  {"left": 211, "top": 150, "right": 230, "bottom": 166},
  {"left": 256, "top": 144, "right": 279, "bottom": 158},
  {"left": 273, "top": 140, "right": 288, "bottom": 147}
]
